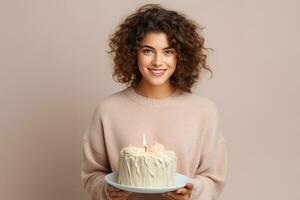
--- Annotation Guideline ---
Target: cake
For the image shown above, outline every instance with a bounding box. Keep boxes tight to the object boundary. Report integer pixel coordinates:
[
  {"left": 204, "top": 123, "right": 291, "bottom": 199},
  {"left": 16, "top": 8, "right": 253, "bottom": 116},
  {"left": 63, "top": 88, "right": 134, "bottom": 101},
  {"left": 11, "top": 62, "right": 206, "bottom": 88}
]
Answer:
[{"left": 118, "top": 143, "right": 177, "bottom": 187}]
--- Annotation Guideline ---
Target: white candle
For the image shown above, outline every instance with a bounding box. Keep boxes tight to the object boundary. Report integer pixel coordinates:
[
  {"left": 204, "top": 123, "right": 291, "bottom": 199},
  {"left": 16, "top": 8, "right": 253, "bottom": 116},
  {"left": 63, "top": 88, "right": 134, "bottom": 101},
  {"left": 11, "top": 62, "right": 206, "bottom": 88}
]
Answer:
[{"left": 143, "top": 134, "right": 147, "bottom": 152}]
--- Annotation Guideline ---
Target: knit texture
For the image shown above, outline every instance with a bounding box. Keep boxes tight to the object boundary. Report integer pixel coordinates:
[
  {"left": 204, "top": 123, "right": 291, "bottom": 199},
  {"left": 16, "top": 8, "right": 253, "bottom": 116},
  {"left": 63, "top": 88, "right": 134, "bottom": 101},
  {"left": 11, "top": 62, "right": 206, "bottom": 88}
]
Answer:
[{"left": 81, "top": 87, "right": 227, "bottom": 200}]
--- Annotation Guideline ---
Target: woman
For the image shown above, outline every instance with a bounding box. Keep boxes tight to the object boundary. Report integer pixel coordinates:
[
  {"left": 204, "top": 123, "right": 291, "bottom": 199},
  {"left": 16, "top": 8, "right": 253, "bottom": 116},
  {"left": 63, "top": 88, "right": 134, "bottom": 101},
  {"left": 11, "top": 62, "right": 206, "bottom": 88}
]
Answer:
[{"left": 81, "top": 4, "right": 227, "bottom": 200}]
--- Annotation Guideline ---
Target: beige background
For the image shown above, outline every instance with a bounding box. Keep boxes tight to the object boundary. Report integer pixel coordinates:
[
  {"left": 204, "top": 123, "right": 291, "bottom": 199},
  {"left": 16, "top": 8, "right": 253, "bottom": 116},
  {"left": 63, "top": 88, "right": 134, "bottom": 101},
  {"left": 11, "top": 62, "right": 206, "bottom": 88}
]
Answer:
[{"left": 1, "top": 0, "right": 299, "bottom": 199}]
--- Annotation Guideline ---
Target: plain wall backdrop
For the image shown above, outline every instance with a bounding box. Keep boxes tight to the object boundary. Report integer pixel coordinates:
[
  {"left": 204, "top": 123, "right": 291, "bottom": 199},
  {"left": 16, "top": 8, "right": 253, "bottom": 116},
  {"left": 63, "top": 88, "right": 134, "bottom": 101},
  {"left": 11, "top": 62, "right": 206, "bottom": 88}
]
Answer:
[{"left": 1, "top": 0, "right": 299, "bottom": 199}]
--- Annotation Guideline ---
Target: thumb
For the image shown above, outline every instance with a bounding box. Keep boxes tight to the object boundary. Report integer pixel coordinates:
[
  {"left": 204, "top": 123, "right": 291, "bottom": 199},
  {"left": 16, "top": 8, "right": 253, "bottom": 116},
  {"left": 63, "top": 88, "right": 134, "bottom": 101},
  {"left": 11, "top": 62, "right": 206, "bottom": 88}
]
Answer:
[{"left": 185, "top": 183, "right": 193, "bottom": 190}]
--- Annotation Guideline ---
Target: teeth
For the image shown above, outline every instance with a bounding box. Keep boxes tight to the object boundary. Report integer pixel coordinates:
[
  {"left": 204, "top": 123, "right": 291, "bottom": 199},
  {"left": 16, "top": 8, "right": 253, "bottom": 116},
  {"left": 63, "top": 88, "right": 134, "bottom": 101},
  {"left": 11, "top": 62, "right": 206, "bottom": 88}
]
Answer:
[
  {"left": 150, "top": 69, "right": 165, "bottom": 71},
  {"left": 148, "top": 68, "right": 166, "bottom": 76}
]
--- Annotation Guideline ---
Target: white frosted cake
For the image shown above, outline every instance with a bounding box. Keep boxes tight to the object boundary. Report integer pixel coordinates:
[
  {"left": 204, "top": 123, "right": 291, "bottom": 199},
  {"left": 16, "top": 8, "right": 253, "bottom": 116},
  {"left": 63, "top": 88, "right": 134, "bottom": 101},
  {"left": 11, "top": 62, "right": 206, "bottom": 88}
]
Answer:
[{"left": 118, "top": 143, "right": 177, "bottom": 187}]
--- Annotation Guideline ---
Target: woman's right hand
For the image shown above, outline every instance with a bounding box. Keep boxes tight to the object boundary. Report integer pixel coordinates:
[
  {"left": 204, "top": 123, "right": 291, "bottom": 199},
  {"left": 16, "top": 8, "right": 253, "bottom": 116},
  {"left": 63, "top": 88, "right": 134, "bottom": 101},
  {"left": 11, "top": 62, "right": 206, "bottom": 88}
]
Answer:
[{"left": 107, "top": 184, "right": 132, "bottom": 200}]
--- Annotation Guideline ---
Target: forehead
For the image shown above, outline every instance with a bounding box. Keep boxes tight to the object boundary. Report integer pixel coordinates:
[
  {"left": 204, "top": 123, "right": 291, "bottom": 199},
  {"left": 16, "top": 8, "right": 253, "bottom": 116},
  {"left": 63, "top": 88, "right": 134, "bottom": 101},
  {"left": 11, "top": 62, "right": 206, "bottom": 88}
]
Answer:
[{"left": 140, "top": 32, "right": 171, "bottom": 49}]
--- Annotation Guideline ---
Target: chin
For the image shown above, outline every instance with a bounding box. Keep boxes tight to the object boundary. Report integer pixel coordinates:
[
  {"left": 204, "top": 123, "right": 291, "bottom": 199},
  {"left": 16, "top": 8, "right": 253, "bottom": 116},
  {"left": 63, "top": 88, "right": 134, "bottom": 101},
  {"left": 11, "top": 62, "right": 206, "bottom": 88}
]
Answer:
[{"left": 145, "top": 79, "right": 170, "bottom": 87}]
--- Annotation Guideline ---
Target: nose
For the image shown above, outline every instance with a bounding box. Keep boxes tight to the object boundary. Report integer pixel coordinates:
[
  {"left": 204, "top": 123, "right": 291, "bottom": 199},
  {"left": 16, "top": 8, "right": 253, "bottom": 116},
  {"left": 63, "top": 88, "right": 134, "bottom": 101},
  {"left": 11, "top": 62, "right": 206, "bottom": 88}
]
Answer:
[{"left": 152, "top": 53, "right": 163, "bottom": 67}]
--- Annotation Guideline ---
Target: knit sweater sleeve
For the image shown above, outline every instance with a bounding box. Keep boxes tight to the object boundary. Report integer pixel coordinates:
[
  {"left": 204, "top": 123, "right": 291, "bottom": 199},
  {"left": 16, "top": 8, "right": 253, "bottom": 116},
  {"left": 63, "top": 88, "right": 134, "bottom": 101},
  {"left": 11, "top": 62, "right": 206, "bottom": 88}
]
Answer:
[
  {"left": 81, "top": 104, "right": 111, "bottom": 200},
  {"left": 189, "top": 103, "right": 228, "bottom": 200}
]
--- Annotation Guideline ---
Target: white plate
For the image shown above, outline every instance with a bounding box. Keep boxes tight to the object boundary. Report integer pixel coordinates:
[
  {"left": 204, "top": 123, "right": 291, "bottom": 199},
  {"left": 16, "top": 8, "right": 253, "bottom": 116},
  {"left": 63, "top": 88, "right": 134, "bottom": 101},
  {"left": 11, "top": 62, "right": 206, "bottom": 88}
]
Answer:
[{"left": 105, "top": 172, "right": 190, "bottom": 193}]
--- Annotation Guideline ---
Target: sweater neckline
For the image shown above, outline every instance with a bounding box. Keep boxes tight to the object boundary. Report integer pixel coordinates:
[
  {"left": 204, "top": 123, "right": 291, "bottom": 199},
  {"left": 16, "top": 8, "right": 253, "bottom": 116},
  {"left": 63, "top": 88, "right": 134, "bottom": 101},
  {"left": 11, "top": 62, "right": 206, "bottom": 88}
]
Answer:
[{"left": 124, "top": 87, "right": 183, "bottom": 107}]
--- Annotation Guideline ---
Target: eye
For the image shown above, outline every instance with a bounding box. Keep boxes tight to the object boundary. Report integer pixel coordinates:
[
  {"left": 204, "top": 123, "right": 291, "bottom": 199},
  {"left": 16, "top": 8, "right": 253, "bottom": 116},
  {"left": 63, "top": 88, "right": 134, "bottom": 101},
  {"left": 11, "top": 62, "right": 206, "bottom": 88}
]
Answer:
[
  {"left": 142, "top": 49, "right": 153, "bottom": 55},
  {"left": 164, "top": 50, "right": 174, "bottom": 55}
]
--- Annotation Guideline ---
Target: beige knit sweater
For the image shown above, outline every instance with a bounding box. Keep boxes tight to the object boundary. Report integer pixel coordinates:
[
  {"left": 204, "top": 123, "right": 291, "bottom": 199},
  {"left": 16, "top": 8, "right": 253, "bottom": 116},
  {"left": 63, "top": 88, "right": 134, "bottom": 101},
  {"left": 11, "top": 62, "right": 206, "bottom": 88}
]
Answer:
[{"left": 81, "top": 87, "right": 227, "bottom": 200}]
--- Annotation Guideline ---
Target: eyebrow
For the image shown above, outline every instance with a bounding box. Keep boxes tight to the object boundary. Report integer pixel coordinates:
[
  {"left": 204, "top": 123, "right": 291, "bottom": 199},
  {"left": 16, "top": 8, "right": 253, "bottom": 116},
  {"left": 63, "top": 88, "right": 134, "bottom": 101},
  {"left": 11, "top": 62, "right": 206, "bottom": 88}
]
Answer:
[{"left": 140, "top": 45, "right": 174, "bottom": 50}]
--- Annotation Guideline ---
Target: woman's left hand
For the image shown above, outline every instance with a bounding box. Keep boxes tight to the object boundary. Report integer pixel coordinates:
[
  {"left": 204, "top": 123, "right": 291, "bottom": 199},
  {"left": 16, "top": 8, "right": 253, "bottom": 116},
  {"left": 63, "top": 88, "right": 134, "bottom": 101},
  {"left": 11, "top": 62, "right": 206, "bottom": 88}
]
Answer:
[{"left": 162, "top": 183, "right": 193, "bottom": 200}]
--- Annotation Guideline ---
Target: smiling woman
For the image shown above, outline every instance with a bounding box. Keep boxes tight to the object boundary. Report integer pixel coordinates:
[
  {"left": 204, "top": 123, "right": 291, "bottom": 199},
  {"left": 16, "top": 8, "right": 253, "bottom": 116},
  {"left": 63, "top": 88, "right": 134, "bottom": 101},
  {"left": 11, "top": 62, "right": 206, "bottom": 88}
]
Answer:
[
  {"left": 81, "top": 3, "right": 227, "bottom": 200},
  {"left": 108, "top": 4, "right": 212, "bottom": 94},
  {"left": 136, "top": 32, "right": 177, "bottom": 98}
]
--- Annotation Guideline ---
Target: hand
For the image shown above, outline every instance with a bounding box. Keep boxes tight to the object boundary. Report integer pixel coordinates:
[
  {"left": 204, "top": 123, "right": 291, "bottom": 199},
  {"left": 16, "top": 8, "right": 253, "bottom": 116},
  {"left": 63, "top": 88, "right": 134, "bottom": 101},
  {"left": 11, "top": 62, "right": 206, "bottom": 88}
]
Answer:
[
  {"left": 162, "top": 183, "right": 193, "bottom": 200},
  {"left": 107, "top": 184, "right": 132, "bottom": 200}
]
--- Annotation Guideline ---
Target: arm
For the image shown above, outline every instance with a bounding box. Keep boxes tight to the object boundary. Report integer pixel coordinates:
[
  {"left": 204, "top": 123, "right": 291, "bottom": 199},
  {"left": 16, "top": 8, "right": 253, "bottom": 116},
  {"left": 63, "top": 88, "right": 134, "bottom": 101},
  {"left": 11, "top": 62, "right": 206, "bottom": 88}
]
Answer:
[
  {"left": 81, "top": 105, "right": 111, "bottom": 200},
  {"left": 189, "top": 104, "right": 228, "bottom": 200},
  {"left": 163, "top": 131, "right": 227, "bottom": 200},
  {"left": 189, "top": 134, "right": 227, "bottom": 200}
]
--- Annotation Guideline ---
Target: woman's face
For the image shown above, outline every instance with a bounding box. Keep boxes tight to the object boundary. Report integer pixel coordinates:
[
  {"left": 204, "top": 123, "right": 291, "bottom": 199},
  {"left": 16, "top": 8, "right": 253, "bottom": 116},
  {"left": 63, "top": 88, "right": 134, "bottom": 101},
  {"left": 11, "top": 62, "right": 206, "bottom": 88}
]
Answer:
[{"left": 137, "top": 32, "right": 177, "bottom": 88}]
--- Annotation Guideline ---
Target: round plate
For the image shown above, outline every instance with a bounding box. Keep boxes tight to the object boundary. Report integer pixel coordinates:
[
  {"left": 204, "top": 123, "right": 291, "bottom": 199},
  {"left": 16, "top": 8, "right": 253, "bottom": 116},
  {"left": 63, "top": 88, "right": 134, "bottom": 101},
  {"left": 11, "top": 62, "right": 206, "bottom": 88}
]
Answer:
[{"left": 104, "top": 172, "right": 190, "bottom": 193}]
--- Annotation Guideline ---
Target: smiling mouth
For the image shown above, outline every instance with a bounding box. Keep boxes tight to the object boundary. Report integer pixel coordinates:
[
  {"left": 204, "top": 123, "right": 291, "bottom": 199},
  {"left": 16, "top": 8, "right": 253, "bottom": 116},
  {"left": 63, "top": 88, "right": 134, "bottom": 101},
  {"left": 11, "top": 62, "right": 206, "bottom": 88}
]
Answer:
[{"left": 147, "top": 68, "right": 167, "bottom": 76}]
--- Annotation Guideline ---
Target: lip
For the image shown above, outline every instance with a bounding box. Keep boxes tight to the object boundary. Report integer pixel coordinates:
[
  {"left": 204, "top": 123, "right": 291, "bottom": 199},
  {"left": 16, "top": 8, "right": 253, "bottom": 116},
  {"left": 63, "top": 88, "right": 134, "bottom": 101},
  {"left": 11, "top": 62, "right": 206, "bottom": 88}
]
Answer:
[
  {"left": 147, "top": 68, "right": 167, "bottom": 76},
  {"left": 147, "top": 68, "right": 167, "bottom": 70}
]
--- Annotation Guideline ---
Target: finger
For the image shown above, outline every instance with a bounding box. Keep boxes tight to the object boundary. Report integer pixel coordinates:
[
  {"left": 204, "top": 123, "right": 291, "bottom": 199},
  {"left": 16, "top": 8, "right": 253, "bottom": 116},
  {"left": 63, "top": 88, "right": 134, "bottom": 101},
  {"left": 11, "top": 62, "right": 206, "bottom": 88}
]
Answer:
[
  {"left": 110, "top": 193, "right": 132, "bottom": 198},
  {"left": 164, "top": 192, "right": 184, "bottom": 200},
  {"left": 176, "top": 188, "right": 188, "bottom": 194},
  {"left": 107, "top": 185, "right": 121, "bottom": 192},
  {"left": 109, "top": 190, "right": 132, "bottom": 195},
  {"left": 109, "top": 191, "right": 132, "bottom": 198},
  {"left": 167, "top": 189, "right": 193, "bottom": 199},
  {"left": 175, "top": 183, "right": 193, "bottom": 194},
  {"left": 107, "top": 188, "right": 121, "bottom": 192},
  {"left": 185, "top": 183, "right": 193, "bottom": 190},
  {"left": 162, "top": 193, "right": 177, "bottom": 200},
  {"left": 110, "top": 196, "right": 131, "bottom": 200}
]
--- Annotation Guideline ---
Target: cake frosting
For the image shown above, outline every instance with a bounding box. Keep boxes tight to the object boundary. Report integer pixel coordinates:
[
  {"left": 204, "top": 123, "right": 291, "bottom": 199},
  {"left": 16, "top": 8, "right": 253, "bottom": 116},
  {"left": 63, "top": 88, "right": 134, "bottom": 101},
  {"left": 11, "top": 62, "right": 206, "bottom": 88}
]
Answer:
[{"left": 118, "top": 143, "right": 177, "bottom": 187}]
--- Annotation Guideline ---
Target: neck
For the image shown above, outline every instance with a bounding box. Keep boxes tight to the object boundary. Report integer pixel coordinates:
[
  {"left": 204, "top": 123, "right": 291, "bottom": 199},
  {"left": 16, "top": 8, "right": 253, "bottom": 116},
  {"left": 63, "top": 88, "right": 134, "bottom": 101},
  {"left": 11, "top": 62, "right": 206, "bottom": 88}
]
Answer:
[{"left": 134, "top": 80, "right": 175, "bottom": 99}]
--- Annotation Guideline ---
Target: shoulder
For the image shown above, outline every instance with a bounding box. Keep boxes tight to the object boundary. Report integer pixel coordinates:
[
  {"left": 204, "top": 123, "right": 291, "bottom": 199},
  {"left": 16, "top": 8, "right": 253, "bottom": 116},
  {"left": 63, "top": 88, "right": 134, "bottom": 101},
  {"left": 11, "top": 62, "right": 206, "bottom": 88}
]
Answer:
[
  {"left": 181, "top": 91, "right": 219, "bottom": 117},
  {"left": 94, "top": 88, "right": 129, "bottom": 116},
  {"left": 182, "top": 91, "right": 221, "bottom": 129}
]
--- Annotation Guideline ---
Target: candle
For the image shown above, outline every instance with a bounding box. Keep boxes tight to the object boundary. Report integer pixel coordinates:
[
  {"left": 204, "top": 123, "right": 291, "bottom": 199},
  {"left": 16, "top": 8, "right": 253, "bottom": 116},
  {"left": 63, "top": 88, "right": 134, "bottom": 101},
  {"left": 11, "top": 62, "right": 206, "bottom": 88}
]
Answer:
[{"left": 143, "top": 134, "right": 147, "bottom": 152}]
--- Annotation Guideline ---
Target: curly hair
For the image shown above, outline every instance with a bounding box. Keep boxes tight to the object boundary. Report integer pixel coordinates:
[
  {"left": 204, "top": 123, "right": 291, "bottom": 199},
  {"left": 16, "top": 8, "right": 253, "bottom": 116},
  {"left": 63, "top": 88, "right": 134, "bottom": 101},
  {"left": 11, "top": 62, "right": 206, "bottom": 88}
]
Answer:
[{"left": 108, "top": 4, "right": 213, "bottom": 93}]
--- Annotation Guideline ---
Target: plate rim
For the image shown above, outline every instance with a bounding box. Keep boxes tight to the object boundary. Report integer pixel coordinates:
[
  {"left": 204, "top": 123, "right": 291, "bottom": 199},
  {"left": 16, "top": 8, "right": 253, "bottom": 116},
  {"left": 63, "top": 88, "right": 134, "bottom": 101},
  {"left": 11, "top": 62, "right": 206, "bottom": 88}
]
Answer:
[{"left": 104, "top": 172, "right": 190, "bottom": 193}]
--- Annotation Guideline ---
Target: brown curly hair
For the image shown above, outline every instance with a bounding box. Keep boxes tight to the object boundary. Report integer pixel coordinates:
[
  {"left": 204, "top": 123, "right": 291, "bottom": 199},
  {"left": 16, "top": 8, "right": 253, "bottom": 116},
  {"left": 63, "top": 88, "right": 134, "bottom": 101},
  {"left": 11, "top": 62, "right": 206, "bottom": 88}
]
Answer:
[{"left": 108, "top": 4, "right": 213, "bottom": 93}]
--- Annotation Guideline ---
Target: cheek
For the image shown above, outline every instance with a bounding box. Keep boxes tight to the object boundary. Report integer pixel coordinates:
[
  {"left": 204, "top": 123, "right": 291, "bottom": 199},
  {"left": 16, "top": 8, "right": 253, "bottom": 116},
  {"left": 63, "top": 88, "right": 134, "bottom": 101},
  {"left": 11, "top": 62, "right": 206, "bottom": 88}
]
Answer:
[
  {"left": 138, "top": 55, "right": 150, "bottom": 67},
  {"left": 167, "top": 57, "right": 177, "bottom": 68},
  {"left": 137, "top": 55, "right": 150, "bottom": 74}
]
